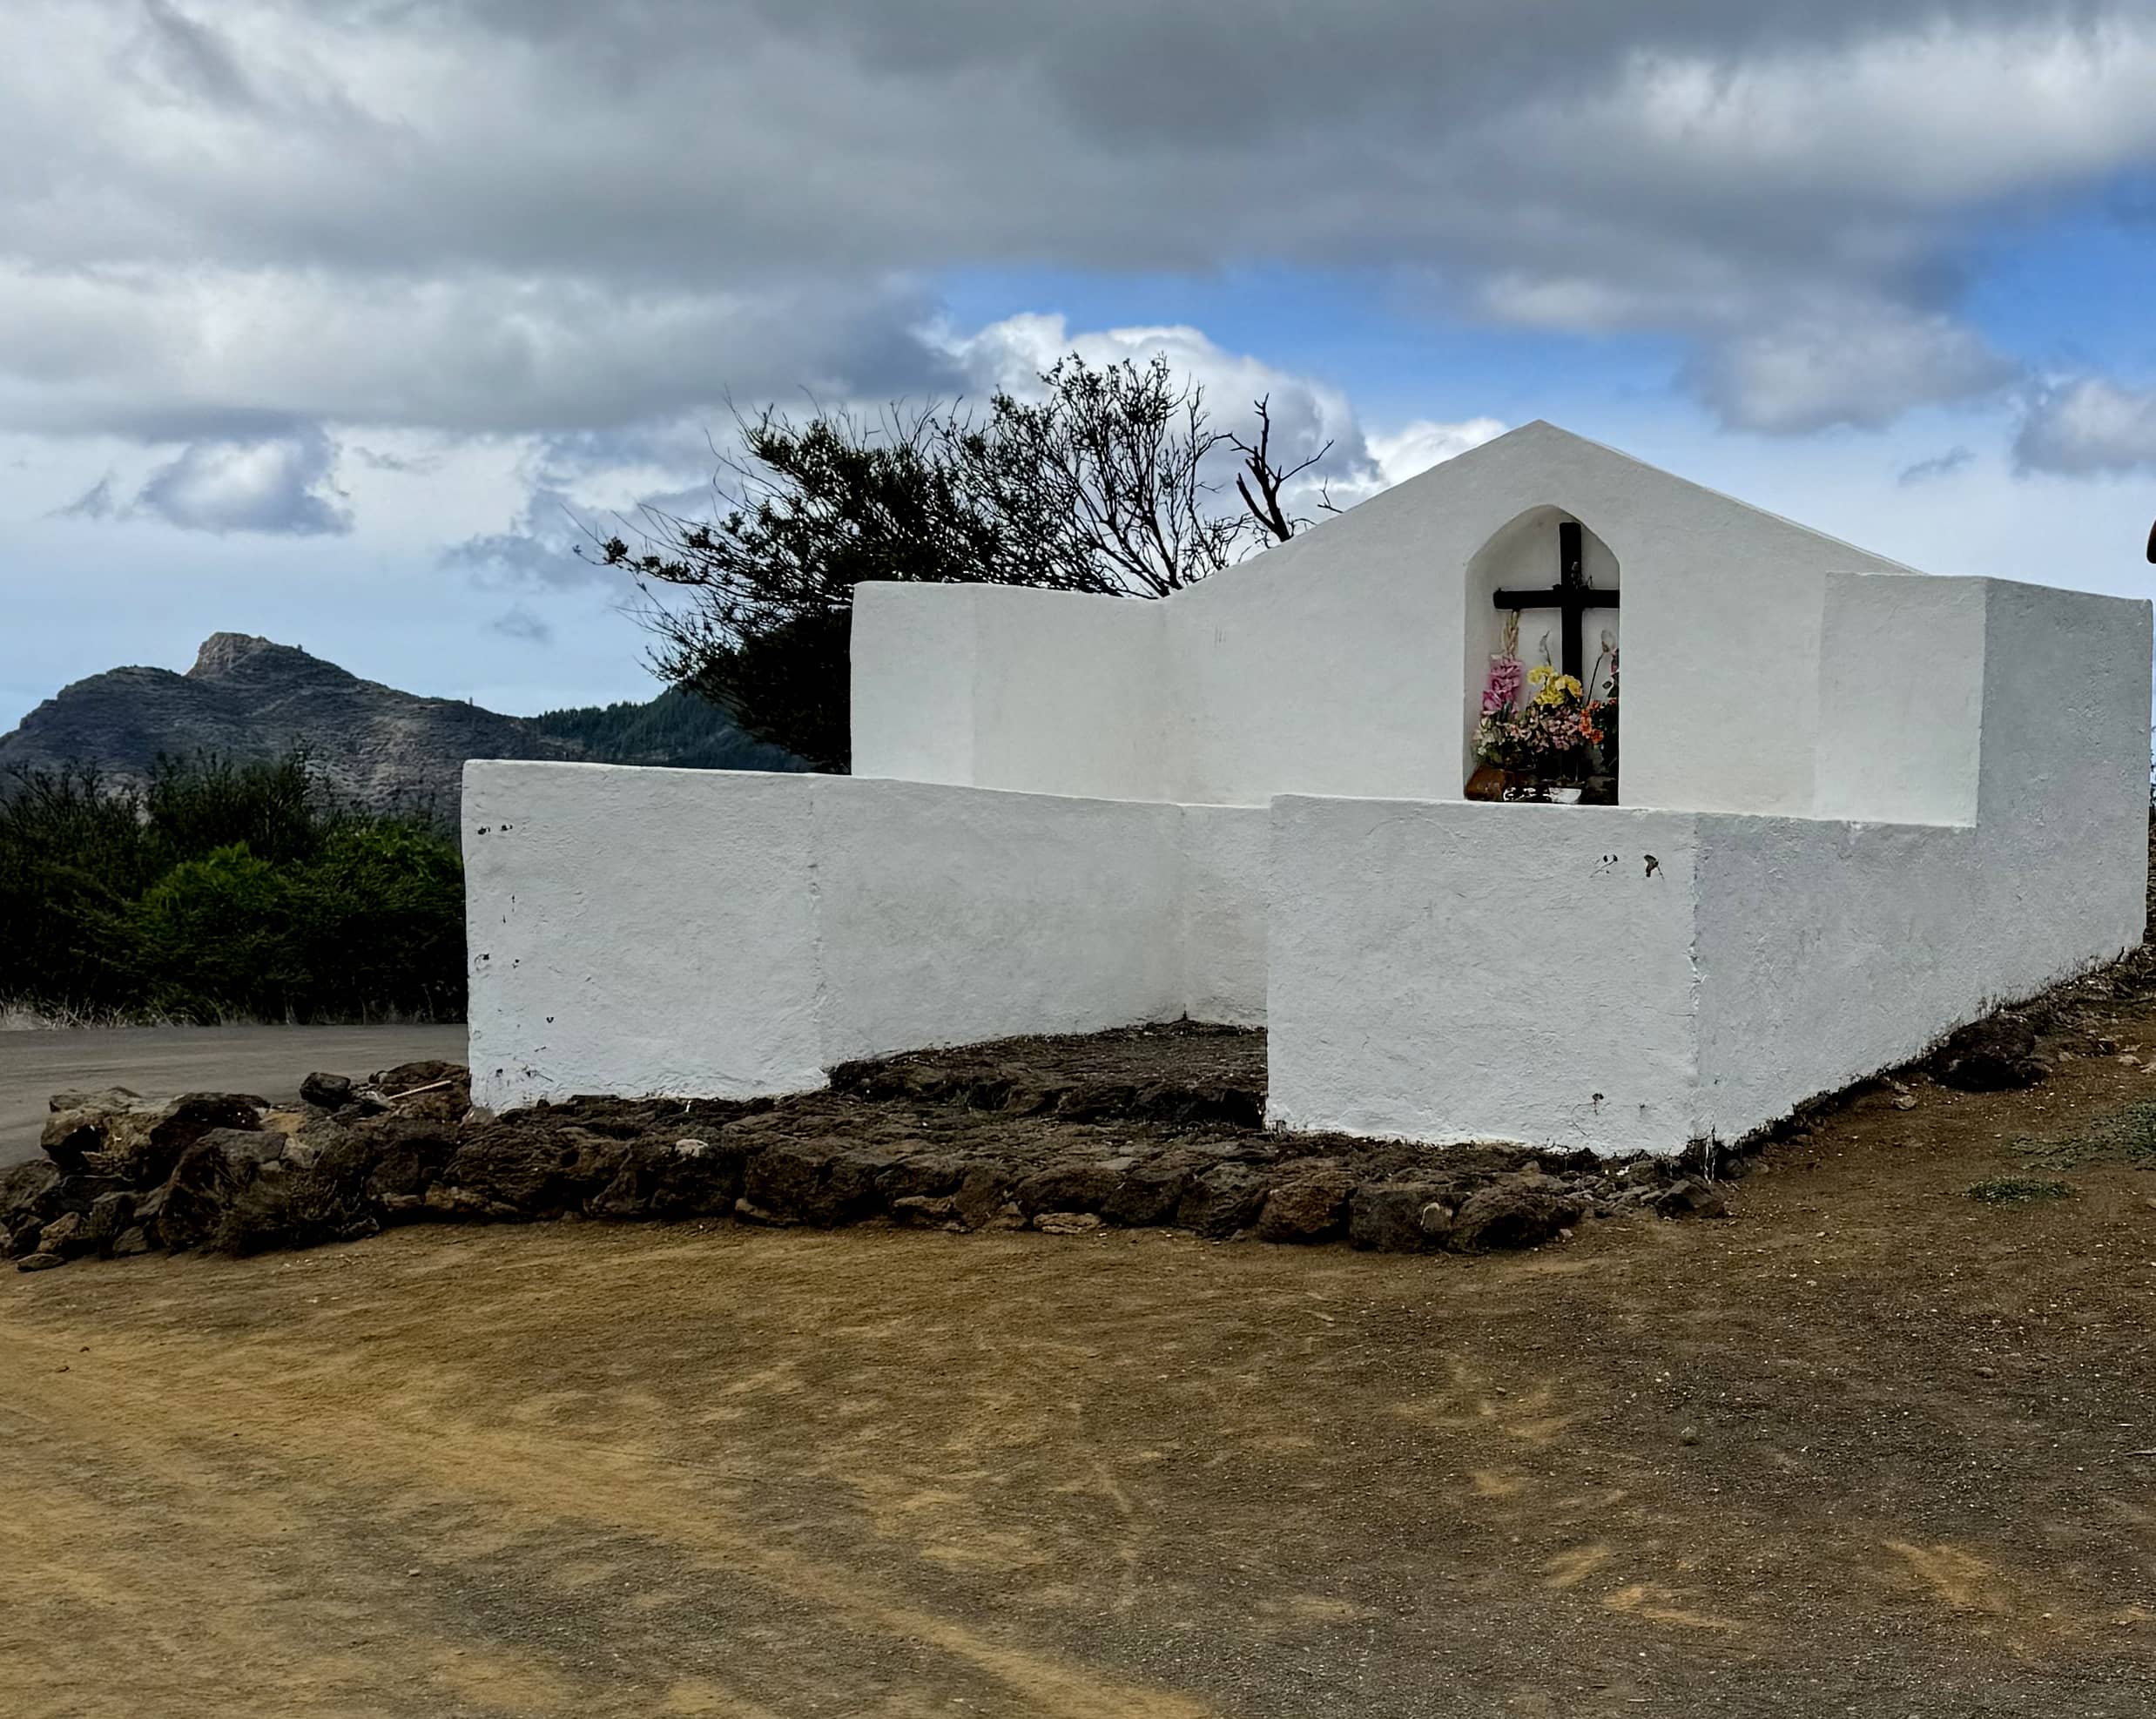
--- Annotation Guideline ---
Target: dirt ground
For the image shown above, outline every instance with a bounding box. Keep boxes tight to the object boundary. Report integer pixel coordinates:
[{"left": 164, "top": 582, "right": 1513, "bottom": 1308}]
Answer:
[{"left": 6, "top": 1018, "right": 2156, "bottom": 1716}]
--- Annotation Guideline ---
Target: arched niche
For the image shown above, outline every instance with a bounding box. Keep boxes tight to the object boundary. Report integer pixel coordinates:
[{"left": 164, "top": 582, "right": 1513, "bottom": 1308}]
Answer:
[{"left": 1460, "top": 505, "right": 1621, "bottom": 795}]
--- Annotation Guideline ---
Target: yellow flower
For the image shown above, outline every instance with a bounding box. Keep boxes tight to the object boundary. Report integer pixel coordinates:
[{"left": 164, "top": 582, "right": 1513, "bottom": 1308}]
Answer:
[{"left": 1532, "top": 671, "right": 1584, "bottom": 707}]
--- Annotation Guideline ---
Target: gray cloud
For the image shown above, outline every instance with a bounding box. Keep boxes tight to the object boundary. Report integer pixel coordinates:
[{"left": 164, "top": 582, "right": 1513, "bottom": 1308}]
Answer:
[
  {"left": 2014, "top": 376, "right": 2156, "bottom": 473},
  {"left": 1897, "top": 445, "right": 1977, "bottom": 485},
  {"left": 131, "top": 0, "right": 257, "bottom": 111},
  {"left": 447, "top": 486, "right": 612, "bottom": 589},
  {"left": 52, "top": 471, "right": 120, "bottom": 520},
  {"left": 134, "top": 426, "right": 352, "bottom": 535},
  {"left": 3, "top": 3, "right": 2155, "bottom": 445},
  {"left": 488, "top": 605, "right": 554, "bottom": 644}
]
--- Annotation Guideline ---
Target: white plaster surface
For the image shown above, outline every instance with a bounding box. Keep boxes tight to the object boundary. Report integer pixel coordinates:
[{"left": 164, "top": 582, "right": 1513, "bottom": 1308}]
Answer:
[
  {"left": 850, "top": 420, "right": 1925, "bottom": 815},
  {"left": 465, "top": 765, "right": 1270, "bottom": 1110},
  {"left": 1267, "top": 799, "right": 1704, "bottom": 1155},
  {"left": 1267, "top": 574, "right": 2151, "bottom": 1152},
  {"left": 1176, "top": 805, "right": 1270, "bottom": 1028},
  {"left": 463, "top": 764, "right": 826, "bottom": 1109}
]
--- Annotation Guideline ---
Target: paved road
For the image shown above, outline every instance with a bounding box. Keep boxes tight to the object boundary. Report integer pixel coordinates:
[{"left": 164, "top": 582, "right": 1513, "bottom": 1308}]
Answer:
[{"left": 0, "top": 1024, "right": 467, "bottom": 1166}]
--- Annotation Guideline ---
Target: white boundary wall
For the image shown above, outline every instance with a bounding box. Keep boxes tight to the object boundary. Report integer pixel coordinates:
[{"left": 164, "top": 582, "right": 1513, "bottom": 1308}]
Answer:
[
  {"left": 463, "top": 764, "right": 1265, "bottom": 1111},
  {"left": 1268, "top": 576, "right": 2151, "bottom": 1153}
]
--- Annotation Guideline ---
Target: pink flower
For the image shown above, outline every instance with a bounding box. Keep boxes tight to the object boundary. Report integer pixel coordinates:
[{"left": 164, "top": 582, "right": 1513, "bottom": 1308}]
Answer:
[{"left": 1482, "top": 653, "right": 1523, "bottom": 714}]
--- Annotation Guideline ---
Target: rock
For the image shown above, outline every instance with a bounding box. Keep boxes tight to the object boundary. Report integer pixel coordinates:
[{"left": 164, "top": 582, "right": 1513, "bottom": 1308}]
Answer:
[
  {"left": 1034, "top": 1211, "right": 1104, "bottom": 1236},
  {"left": 421, "top": 1183, "right": 515, "bottom": 1221},
  {"left": 84, "top": 1190, "right": 137, "bottom": 1257},
  {"left": 299, "top": 1071, "right": 356, "bottom": 1110},
  {"left": 1650, "top": 1176, "right": 1729, "bottom": 1220},
  {"left": 1134, "top": 1079, "right": 1265, "bottom": 1129},
  {"left": 210, "top": 1164, "right": 379, "bottom": 1256},
  {"left": 1175, "top": 1163, "right": 1269, "bottom": 1240},
  {"left": 1101, "top": 1155, "right": 1195, "bottom": 1226},
  {"left": 374, "top": 1061, "right": 470, "bottom": 1122},
  {"left": 1348, "top": 1181, "right": 1452, "bottom": 1252},
  {"left": 1449, "top": 1176, "right": 1587, "bottom": 1250},
  {"left": 195, "top": 1128, "right": 286, "bottom": 1169},
  {"left": 17, "top": 1251, "right": 64, "bottom": 1272},
  {"left": 156, "top": 1129, "right": 282, "bottom": 1252},
  {"left": 95, "top": 1094, "right": 269, "bottom": 1188},
  {"left": 1014, "top": 1158, "right": 1128, "bottom": 1217},
  {"left": 37, "top": 1210, "right": 87, "bottom": 1259},
  {"left": 49, "top": 1085, "right": 139, "bottom": 1114},
  {"left": 443, "top": 1122, "right": 627, "bottom": 1215},
  {"left": 890, "top": 1194, "right": 960, "bottom": 1227},
  {"left": 952, "top": 1164, "right": 1011, "bottom": 1230},
  {"left": 878, "top": 1153, "right": 964, "bottom": 1203},
  {"left": 1678, "top": 1426, "right": 1701, "bottom": 1446},
  {"left": 1930, "top": 1016, "right": 2047, "bottom": 1092},
  {"left": 647, "top": 1136, "right": 748, "bottom": 1219},
  {"left": 38, "top": 1109, "right": 108, "bottom": 1173},
  {"left": 740, "top": 1142, "right": 831, "bottom": 1222},
  {"left": 1256, "top": 1168, "right": 1354, "bottom": 1243},
  {"left": 587, "top": 1134, "right": 747, "bottom": 1222},
  {"left": 109, "top": 1225, "right": 152, "bottom": 1258},
  {"left": 1418, "top": 1200, "right": 1459, "bottom": 1246},
  {"left": 1, "top": 1160, "right": 60, "bottom": 1228},
  {"left": 354, "top": 1117, "right": 458, "bottom": 1203},
  {"left": 815, "top": 1147, "right": 903, "bottom": 1225}
]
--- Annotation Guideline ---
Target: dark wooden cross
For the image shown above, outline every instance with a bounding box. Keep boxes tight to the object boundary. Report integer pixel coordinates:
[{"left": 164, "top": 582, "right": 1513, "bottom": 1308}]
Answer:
[{"left": 1492, "top": 519, "right": 1620, "bottom": 682}]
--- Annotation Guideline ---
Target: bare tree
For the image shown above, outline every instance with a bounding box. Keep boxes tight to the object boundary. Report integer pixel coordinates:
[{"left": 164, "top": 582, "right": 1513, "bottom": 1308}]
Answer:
[
  {"left": 1228, "top": 394, "right": 1337, "bottom": 545},
  {"left": 605, "top": 356, "right": 1344, "bottom": 767},
  {"left": 970, "top": 354, "right": 1242, "bottom": 596}
]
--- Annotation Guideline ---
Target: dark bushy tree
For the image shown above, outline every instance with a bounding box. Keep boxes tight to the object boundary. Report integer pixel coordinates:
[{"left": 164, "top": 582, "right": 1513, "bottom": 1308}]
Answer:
[
  {"left": 603, "top": 354, "right": 1325, "bottom": 770},
  {"left": 0, "top": 752, "right": 466, "bottom": 1022}
]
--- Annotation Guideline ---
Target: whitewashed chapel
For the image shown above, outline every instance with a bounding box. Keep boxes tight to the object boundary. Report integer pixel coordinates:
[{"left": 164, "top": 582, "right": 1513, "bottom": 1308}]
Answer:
[{"left": 463, "top": 421, "right": 2151, "bottom": 1155}]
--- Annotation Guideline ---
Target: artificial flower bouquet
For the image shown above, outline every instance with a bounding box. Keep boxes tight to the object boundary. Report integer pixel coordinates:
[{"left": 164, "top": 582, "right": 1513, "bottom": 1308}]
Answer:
[{"left": 1472, "top": 652, "right": 1617, "bottom": 799}]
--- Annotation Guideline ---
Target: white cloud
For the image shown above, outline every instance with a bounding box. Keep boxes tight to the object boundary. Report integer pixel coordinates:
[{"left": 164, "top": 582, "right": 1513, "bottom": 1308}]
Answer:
[
  {"left": 2014, "top": 376, "right": 2156, "bottom": 475},
  {"left": 104, "top": 427, "right": 353, "bottom": 535},
  {"left": 1685, "top": 305, "right": 2016, "bottom": 434},
  {"left": 937, "top": 312, "right": 1384, "bottom": 503},
  {"left": 1365, "top": 418, "right": 1508, "bottom": 487}
]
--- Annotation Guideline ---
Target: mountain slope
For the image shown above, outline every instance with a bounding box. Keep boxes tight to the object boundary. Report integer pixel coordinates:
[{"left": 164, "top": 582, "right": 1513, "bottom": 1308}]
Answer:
[{"left": 0, "top": 633, "right": 798, "bottom": 815}]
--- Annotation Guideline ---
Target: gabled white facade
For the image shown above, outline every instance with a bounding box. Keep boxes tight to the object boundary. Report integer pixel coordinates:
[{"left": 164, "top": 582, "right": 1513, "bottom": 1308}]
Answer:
[{"left": 464, "top": 423, "right": 2151, "bottom": 1155}]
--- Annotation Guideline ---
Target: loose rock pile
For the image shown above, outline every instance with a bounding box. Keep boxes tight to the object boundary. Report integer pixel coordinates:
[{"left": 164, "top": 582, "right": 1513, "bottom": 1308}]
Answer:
[{"left": 3, "top": 1027, "right": 1733, "bottom": 1272}]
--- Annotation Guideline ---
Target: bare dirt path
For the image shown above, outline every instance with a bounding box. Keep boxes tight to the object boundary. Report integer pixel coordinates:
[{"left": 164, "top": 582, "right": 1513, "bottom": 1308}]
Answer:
[
  {"left": 0, "top": 1023, "right": 466, "bottom": 1166},
  {"left": 5, "top": 1014, "right": 2156, "bottom": 1716}
]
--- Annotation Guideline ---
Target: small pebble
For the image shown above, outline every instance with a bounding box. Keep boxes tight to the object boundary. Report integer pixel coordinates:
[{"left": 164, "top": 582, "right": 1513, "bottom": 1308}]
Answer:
[{"left": 1679, "top": 1426, "right": 1700, "bottom": 1446}]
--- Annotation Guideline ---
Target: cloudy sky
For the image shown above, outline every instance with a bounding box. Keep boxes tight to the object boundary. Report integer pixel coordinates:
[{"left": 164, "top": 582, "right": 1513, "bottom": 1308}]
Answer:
[{"left": 4, "top": 0, "right": 2156, "bottom": 723}]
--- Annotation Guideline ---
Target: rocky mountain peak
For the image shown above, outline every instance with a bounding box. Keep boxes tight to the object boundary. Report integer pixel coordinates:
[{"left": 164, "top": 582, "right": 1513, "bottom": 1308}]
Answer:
[{"left": 187, "top": 633, "right": 322, "bottom": 681}]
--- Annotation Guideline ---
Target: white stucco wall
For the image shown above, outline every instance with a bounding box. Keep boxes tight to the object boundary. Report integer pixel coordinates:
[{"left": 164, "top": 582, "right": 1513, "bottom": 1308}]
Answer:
[
  {"left": 465, "top": 763, "right": 1269, "bottom": 1110},
  {"left": 1267, "top": 798, "right": 1705, "bottom": 1154},
  {"left": 850, "top": 582, "right": 1169, "bottom": 800},
  {"left": 1267, "top": 575, "right": 2152, "bottom": 1154},
  {"left": 463, "top": 764, "right": 829, "bottom": 1108},
  {"left": 1177, "top": 805, "right": 1270, "bottom": 1027},
  {"left": 1813, "top": 572, "right": 1986, "bottom": 825},
  {"left": 849, "top": 421, "right": 1924, "bottom": 816}
]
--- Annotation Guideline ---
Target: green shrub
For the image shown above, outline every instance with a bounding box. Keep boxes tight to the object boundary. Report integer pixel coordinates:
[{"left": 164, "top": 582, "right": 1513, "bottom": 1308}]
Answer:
[
  {"left": 0, "top": 752, "right": 466, "bottom": 1022},
  {"left": 129, "top": 843, "right": 307, "bottom": 1020}
]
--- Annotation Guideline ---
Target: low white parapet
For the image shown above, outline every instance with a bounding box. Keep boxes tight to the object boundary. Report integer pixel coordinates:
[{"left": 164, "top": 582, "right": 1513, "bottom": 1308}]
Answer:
[
  {"left": 1265, "top": 794, "right": 2140, "bottom": 1155},
  {"left": 462, "top": 762, "right": 1268, "bottom": 1113}
]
